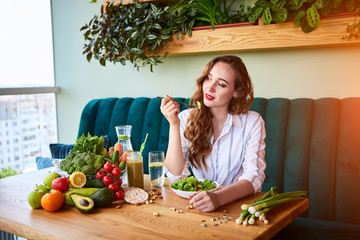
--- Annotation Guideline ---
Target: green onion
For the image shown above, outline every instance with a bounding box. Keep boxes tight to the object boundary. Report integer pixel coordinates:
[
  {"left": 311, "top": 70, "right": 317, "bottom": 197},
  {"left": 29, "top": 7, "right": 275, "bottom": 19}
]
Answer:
[{"left": 236, "top": 187, "right": 307, "bottom": 226}]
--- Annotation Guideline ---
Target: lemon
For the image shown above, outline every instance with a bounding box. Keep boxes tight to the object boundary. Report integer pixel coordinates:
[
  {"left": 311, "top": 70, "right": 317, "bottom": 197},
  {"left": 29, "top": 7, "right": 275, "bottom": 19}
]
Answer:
[
  {"left": 69, "top": 172, "right": 87, "bottom": 188},
  {"left": 149, "top": 162, "right": 165, "bottom": 168}
]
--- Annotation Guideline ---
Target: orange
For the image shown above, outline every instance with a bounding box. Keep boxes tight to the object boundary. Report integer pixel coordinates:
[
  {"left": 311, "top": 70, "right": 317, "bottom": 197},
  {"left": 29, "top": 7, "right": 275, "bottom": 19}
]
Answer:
[{"left": 41, "top": 189, "right": 64, "bottom": 212}]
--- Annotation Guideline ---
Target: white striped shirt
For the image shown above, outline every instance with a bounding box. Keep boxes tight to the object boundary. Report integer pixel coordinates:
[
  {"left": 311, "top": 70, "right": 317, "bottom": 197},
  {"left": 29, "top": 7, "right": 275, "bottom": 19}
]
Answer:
[{"left": 165, "top": 109, "right": 266, "bottom": 193}]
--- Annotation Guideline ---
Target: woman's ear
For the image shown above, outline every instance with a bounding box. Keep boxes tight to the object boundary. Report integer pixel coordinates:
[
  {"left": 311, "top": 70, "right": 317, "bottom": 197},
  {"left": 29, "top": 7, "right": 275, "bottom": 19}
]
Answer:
[{"left": 233, "top": 91, "right": 239, "bottom": 98}]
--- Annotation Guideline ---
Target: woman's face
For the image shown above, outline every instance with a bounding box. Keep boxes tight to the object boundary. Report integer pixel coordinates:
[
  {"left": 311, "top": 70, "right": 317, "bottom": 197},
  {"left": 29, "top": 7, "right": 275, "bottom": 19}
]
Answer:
[{"left": 202, "top": 61, "right": 237, "bottom": 111}]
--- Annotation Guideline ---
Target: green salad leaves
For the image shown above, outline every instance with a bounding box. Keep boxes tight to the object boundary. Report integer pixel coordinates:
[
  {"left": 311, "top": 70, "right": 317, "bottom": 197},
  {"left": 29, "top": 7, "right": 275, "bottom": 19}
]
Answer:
[{"left": 170, "top": 176, "right": 216, "bottom": 192}]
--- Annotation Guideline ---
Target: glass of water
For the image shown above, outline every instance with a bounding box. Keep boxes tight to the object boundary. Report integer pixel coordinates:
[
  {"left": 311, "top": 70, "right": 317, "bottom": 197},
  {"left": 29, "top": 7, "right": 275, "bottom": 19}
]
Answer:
[{"left": 148, "top": 151, "right": 165, "bottom": 187}]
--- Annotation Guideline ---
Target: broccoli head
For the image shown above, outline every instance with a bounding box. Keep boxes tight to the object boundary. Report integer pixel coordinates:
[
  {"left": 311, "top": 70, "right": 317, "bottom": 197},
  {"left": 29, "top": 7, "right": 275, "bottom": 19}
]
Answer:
[
  {"left": 59, "top": 151, "right": 107, "bottom": 175},
  {"left": 94, "top": 155, "right": 106, "bottom": 170},
  {"left": 81, "top": 165, "right": 96, "bottom": 175}
]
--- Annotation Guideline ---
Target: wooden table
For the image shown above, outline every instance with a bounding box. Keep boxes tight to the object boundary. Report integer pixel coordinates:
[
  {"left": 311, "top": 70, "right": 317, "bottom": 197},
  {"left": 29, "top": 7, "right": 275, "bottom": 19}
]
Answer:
[{"left": 0, "top": 168, "right": 308, "bottom": 240}]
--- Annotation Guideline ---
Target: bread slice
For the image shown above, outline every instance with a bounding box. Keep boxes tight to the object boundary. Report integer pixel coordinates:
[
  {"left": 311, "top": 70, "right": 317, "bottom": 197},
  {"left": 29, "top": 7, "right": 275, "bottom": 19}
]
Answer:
[{"left": 124, "top": 187, "right": 149, "bottom": 204}]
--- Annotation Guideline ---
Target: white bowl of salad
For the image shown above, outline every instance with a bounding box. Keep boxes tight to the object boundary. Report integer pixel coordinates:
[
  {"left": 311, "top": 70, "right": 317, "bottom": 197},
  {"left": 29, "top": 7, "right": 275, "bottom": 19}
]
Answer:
[{"left": 169, "top": 176, "right": 220, "bottom": 199}]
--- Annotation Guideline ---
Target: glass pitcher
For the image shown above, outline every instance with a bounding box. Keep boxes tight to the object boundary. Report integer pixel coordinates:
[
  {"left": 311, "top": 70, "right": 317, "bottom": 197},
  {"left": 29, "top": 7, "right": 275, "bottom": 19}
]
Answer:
[{"left": 115, "top": 125, "right": 133, "bottom": 155}]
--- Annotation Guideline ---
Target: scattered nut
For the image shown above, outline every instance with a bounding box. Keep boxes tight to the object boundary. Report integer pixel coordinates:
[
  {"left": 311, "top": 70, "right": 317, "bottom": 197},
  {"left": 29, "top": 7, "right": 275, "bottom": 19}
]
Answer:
[
  {"left": 153, "top": 212, "right": 160, "bottom": 217},
  {"left": 178, "top": 209, "right": 183, "bottom": 213},
  {"left": 213, "top": 223, "right": 219, "bottom": 226},
  {"left": 201, "top": 224, "right": 207, "bottom": 227},
  {"left": 200, "top": 220, "right": 206, "bottom": 222},
  {"left": 149, "top": 200, "right": 153, "bottom": 204}
]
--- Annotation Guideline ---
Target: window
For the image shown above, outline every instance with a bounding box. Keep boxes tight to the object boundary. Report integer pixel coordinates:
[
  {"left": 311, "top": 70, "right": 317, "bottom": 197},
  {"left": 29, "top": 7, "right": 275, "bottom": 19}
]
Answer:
[{"left": 0, "top": 0, "right": 58, "bottom": 173}]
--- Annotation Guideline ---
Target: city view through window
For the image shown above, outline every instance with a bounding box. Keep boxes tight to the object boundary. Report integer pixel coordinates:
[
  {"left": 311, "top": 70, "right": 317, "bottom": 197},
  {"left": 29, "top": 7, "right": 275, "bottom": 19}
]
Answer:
[
  {"left": 0, "top": 0, "right": 57, "bottom": 175},
  {"left": 0, "top": 94, "right": 57, "bottom": 173}
]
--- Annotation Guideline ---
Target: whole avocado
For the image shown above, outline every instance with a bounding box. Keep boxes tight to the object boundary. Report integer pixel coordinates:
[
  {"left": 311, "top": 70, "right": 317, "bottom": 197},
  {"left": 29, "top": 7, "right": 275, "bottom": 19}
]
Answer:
[{"left": 89, "top": 188, "right": 114, "bottom": 208}]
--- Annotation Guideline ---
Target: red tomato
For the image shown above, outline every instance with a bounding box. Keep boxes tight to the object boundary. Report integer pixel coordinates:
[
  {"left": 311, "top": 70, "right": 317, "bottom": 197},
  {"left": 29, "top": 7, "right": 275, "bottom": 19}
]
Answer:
[
  {"left": 108, "top": 183, "right": 119, "bottom": 192},
  {"left": 114, "top": 190, "right": 125, "bottom": 200},
  {"left": 112, "top": 168, "right": 121, "bottom": 177},
  {"left": 104, "top": 162, "right": 114, "bottom": 173},
  {"left": 115, "top": 178, "right": 123, "bottom": 186},
  {"left": 102, "top": 175, "right": 113, "bottom": 185},
  {"left": 96, "top": 171, "right": 105, "bottom": 180}
]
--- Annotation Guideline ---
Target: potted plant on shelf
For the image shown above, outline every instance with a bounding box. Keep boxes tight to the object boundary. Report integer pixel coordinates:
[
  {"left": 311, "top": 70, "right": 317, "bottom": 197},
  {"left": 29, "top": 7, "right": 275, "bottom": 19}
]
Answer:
[
  {"left": 170, "top": 0, "right": 253, "bottom": 30},
  {"left": 80, "top": 0, "right": 193, "bottom": 71}
]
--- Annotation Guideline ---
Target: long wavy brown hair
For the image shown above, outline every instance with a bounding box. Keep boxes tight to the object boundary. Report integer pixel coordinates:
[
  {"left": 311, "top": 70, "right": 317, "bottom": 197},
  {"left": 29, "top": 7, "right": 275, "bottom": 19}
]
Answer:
[{"left": 184, "top": 55, "right": 254, "bottom": 170}]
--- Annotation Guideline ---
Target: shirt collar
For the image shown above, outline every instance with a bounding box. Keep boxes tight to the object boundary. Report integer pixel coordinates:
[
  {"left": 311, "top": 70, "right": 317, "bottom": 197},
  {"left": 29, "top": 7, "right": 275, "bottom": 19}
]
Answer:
[{"left": 222, "top": 114, "right": 241, "bottom": 133}]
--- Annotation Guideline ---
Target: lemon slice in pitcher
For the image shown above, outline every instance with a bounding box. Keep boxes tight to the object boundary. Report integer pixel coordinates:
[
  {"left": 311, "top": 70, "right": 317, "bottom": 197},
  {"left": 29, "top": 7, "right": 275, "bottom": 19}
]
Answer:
[{"left": 69, "top": 172, "right": 87, "bottom": 188}]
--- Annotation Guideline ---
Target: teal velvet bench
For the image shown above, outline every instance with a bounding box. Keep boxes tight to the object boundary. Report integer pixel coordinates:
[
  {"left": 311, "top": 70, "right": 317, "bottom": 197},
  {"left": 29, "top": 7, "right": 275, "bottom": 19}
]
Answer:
[{"left": 36, "top": 97, "right": 360, "bottom": 239}]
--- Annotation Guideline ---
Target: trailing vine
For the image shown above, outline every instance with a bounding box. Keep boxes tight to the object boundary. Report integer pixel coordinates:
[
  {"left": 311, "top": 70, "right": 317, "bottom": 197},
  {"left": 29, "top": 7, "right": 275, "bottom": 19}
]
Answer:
[{"left": 80, "top": 1, "right": 193, "bottom": 71}]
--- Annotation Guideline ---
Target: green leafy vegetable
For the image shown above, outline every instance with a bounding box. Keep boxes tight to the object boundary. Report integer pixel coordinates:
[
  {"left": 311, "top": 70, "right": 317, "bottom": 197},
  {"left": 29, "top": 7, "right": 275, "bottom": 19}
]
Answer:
[
  {"left": 170, "top": 176, "right": 216, "bottom": 192},
  {"left": 60, "top": 152, "right": 109, "bottom": 175},
  {"left": 72, "top": 133, "right": 105, "bottom": 155}
]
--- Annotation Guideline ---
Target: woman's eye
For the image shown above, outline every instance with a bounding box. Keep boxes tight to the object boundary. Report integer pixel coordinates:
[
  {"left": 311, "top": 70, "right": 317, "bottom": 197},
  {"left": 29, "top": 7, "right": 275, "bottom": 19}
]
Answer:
[{"left": 218, "top": 82, "right": 226, "bottom": 88}]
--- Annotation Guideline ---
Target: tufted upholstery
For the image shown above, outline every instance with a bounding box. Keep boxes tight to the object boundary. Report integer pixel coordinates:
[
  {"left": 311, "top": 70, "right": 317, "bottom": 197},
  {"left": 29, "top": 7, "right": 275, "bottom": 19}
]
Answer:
[{"left": 37, "top": 96, "right": 360, "bottom": 238}]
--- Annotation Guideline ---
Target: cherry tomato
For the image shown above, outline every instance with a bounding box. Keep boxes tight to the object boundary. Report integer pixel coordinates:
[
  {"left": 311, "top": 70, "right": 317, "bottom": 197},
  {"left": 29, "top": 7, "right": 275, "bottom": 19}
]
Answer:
[
  {"left": 108, "top": 183, "right": 119, "bottom": 192},
  {"left": 115, "top": 178, "right": 123, "bottom": 186},
  {"left": 118, "top": 187, "right": 124, "bottom": 192},
  {"left": 114, "top": 190, "right": 125, "bottom": 200},
  {"left": 102, "top": 175, "right": 113, "bottom": 185},
  {"left": 96, "top": 171, "right": 106, "bottom": 180},
  {"left": 112, "top": 168, "right": 121, "bottom": 177},
  {"left": 104, "top": 162, "right": 114, "bottom": 173}
]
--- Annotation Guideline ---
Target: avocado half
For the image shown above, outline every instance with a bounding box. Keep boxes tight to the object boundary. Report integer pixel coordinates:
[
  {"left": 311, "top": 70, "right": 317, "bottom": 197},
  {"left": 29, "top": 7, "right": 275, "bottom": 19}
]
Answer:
[{"left": 70, "top": 193, "right": 95, "bottom": 213}]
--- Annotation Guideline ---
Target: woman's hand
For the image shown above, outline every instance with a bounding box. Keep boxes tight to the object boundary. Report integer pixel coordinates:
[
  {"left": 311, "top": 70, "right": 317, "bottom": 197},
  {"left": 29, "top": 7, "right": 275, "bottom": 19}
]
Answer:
[
  {"left": 188, "top": 191, "right": 221, "bottom": 212},
  {"left": 160, "top": 95, "right": 180, "bottom": 126}
]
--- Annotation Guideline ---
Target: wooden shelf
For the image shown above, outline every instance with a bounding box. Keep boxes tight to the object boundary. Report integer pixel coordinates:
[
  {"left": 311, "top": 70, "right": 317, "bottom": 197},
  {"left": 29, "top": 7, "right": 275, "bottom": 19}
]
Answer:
[
  {"left": 100, "top": 1, "right": 360, "bottom": 55},
  {"left": 155, "top": 16, "right": 360, "bottom": 56}
]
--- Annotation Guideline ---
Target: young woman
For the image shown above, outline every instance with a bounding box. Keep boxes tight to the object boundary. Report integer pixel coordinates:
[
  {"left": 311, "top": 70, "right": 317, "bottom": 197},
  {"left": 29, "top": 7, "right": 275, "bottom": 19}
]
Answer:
[{"left": 160, "top": 55, "right": 266, "bottom": 212}]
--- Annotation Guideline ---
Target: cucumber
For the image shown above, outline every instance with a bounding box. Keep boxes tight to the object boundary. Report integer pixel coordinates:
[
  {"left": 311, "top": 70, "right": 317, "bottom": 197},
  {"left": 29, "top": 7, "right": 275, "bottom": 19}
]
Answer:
[{"left": 84, "top": 179, "right": 106, "bottom": 188}]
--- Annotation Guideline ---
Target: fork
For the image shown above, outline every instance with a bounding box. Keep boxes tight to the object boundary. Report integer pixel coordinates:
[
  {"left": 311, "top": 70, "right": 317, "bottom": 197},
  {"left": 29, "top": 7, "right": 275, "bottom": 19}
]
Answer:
[{"left": 156, "top": 96, "right": 193, "bottom": 108}]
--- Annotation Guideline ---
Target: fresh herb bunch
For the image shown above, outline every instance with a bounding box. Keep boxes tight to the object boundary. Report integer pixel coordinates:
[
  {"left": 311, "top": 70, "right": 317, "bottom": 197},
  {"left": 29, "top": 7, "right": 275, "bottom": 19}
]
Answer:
[
  {"left": 80, "top": 0, "right": 193, "bottom": 71},
  {"left": 171, "top": 0, "right": 252, "bottom": 30},
  {"left": 72, "top": 133, "right": 105, "bottom": 155}
]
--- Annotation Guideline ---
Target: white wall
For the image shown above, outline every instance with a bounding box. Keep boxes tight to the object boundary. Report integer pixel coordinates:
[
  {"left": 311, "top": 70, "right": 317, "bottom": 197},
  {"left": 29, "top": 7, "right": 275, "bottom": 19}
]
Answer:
[{"left": 51, "top": 0, "right": 360, "bottom": 143}]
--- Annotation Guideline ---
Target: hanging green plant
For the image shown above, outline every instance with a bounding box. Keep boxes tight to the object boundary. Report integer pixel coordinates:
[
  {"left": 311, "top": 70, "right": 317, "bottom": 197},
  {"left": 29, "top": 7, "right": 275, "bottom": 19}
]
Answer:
[{"left": 80, "top": 0, "right": 193, "bottom": 71}]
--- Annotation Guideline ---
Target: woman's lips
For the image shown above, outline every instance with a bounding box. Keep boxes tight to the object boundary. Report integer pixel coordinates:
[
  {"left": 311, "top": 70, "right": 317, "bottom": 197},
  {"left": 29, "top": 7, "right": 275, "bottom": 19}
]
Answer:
[{"left": 205, "top": 94, "right": 214, "bottom": 101}]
